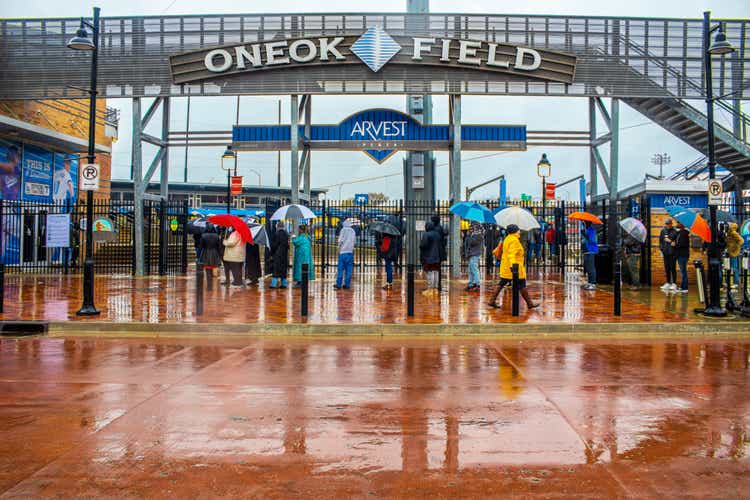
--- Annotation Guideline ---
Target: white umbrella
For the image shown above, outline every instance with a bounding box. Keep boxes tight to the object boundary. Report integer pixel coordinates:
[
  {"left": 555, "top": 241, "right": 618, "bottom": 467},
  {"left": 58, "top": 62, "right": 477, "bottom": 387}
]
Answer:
[
  {"left": 493, "top": 206, "right": 540, "bottom": 231},
  {"left": 270, "top": 204, "right": 317, "bottom": 220}
]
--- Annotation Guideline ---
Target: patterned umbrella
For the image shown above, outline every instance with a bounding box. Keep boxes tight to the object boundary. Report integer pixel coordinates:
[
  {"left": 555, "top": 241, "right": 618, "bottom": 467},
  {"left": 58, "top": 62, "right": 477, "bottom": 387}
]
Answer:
[
  {"left": 248, "top": 223, "right": 270, "bottom": 248},
  {"left": 449, "top": 201, "right": 496, "bottom": 224},
  {"left": 270, "top": 204, "right": 317, "bottom": 220},
  {"left": 618, "top": 217, "right": 647, "bottom": 243},
  {"left": 665, "top": 206, "right": 711, "bottom": 242}
]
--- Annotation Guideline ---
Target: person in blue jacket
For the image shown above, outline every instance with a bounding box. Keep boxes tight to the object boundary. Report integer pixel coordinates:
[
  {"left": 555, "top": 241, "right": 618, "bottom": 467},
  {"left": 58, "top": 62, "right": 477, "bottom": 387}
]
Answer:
[{"left": 582, "top": 221, "right": 599, "bottom": 290}]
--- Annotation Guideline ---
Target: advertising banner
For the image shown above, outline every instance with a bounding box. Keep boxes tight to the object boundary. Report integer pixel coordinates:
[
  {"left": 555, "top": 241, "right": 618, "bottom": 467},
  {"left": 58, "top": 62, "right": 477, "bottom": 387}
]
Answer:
[
  {"left": 22, "top": 144, "right": 53, "bottom": 202},
  {"left": 53, "top": 153, "right": 79, "bottom": 205},
  {"left": 0, "top": 139, "right": 22, "bottom": 201}
]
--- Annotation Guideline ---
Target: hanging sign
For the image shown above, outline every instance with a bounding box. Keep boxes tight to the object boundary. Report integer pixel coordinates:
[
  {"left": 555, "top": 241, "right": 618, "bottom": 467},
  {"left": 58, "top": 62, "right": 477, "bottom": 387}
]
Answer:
[
  {"left": 80, "top": 163, "right": 100, "bottom": 191},
  {"left": 45, "top": 213, "right": 70, "bottom": 248},
  {"left": 545, "top": 182, "right": 556, "bottom": 199},
  {"left": 231, "top": 176, "right": 243, "bottom": 195},
  {"left": 707, "top": 179, "right": 722, "bottom": 206}
]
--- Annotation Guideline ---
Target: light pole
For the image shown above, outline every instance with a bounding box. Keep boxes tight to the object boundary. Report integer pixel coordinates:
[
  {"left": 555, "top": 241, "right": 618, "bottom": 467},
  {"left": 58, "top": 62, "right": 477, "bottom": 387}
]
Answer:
[
  {"left": 537, "top": 153, "right": 551, "bottom": 207},
  {"left": 68, "top": 7, "right": 100, "bottom": 316},
  {"left": 247, "top": 168, "right": 262, "bottom": 186},
  {"left": 702, "top": 11, "right": 735, "bottom": 317},
  {"left": 221, "top": 145, "right": 236, "bottom": 214},
  {"left": 650, "top": 153, "right": 671, "bottom": 179}
]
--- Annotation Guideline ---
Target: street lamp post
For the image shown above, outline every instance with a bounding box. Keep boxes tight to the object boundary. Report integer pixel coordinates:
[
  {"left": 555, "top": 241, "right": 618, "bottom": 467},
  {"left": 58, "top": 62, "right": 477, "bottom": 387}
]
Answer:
[
  {"left": 702, "top": 11, "right": 735, "bottom": 317},
  {"left": 221, "top": 145, "right": 236, "bottom": 214},
  {"left": 247, "top": 169, "right": 262, "bottom": 186},
  {"left": 537, "top": 153, "right": 551, "bottom": 264},
  {"left": 68, "top": 7, "right": 100, "bottom": 316}
]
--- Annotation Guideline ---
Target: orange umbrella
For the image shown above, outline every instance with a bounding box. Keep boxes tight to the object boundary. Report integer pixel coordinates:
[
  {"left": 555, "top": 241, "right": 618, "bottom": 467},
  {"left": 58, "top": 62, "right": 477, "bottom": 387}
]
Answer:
[{"left": 567, "top": 211, "right": 603, "bottom": 224}]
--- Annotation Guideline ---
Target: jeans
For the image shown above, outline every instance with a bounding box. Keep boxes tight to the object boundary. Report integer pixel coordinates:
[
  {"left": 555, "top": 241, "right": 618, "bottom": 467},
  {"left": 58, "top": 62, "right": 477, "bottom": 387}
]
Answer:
[
  {"left": 676, "top": 255, "right": 689, "bottom": 291},
  {"left": 385, "top": 259, "right": 394, "bottom": 284},
  {"left": 426, "top": 270, "right": 439, "bottom": 289},
  {"left": 583, "top": 253, "right": 597, "bottom": 285},
  {"left": 336, "top": 252, "right": 354, "bottom": 288},
  {"left": 663, "top": 253, "right": 677, "bottom": 284},
  {"left": 730, "top": 256, "right": 740, "bottom": 285},
  {"left": 468, "top": 255, "right": 480, "bottom": 286}
]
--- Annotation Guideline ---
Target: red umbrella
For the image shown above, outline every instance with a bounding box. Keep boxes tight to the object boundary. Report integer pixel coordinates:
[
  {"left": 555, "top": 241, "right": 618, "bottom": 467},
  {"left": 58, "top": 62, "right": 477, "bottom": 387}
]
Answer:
[{"left": 207, "top": 214, "right": 253, "bottom": 243}]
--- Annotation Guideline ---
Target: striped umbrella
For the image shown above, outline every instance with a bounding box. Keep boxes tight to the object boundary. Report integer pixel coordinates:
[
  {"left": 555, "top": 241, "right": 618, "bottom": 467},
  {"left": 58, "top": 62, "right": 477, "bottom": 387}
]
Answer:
[{"left": 665, "top": 206, "right": 711, "bottom": 242}]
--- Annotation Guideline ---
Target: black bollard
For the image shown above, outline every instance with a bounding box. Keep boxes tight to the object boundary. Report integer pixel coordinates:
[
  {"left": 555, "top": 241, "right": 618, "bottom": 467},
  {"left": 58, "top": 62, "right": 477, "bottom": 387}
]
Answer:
[
  {"left": 407, "top": 264, "right": 415, "bottom": 317},
  {"left": 613, "top": 258, "right": 622, "bottom": 316},
  {"left": 301, "top": 263, "right": 309, "bottom": 317},
  {"left": 511, "top": 263, "right": 520, "bottom": 317},
  {"left": 725, "top": 266, "right": 739, "bottom": 311},
  {"left": 742, "top": 257, "right": 750, "bottom": 307},
  {"left": 196, "top": 263, "right": 204, "bottom": 316}
]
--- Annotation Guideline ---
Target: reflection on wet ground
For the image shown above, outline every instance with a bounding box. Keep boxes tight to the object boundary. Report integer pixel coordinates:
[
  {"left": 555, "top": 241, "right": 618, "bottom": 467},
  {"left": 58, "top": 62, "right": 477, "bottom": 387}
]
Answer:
[
  {"left": 0, "top": 271, "right": 706, "bottom": 324},
  {"left": 0, "top": 336, "right": 747, "bottom": 497}
]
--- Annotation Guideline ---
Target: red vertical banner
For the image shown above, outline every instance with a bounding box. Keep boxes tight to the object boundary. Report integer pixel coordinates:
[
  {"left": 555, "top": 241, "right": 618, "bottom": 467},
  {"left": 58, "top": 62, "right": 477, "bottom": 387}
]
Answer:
[
  {"left": 545, "top": 182, "right": 555, "bottom": 199},
  {"left": 231, "top": 176, "right": 243, "bottom": 195}
]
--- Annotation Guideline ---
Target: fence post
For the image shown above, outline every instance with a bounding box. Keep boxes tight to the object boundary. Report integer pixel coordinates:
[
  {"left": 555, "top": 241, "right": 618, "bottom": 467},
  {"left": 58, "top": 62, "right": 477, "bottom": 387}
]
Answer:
[
  {"left": 196, "top": 263, "right": 204, "bottom": 316},
  {"left": 613, "top": 257, "right": 622, "bottom": 316},
  {"left": 0, "top": 199, "right": 4, "bottom": 314},
  {"left": 158, "top": 198, "right": 167, "bottom": 276},
  {"left": 724, "top": 266, "right": 739, "bottom": 311},
  {"left": 320, "top": 199, "right": 327, "bottom": 278},
  {"left": 181, "top": 200, "right": 188, "bottom": 274},
  {"left": 301, "top": 263, "right": 309, "bottom": 317},
  {"left": 742, "top": 252, "right": 750, "bottom": 308},
  {"left": 407, "top": 263, "right": 415, "bottom": 317},
  {"left": 511, "top": 263, "right": 520, "bottom": 316}
]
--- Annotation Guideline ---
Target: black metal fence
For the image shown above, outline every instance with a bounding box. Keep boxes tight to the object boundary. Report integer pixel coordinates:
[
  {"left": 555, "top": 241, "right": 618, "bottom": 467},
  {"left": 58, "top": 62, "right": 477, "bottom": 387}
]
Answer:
[
  {"left": 0, "top": 199, "right": 188, "bottom": 275},
  {"left": 266, "top": 198, "right": 590, "bottom": 279}
]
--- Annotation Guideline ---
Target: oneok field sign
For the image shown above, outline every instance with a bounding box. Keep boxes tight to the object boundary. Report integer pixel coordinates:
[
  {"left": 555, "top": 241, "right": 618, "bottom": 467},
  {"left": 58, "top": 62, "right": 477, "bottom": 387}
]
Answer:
[{"left": 170, "top": 26, "right": 576, "bottom": 85}]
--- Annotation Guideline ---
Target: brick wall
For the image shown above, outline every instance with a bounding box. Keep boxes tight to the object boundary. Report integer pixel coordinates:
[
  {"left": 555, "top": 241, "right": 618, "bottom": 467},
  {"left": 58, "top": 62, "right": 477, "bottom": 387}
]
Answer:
[
  {"left": 649, "top": 210, "right": 708, "bottom": 286},
  {"left": 0, "top": 99, "right": 114, "bottom": 199}
]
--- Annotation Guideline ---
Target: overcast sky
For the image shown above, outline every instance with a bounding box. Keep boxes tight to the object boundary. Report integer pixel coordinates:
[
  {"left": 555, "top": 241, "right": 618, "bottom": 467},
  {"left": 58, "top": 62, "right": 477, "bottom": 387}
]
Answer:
[{"left": 4, "top": 0, "right": 749, "bottom": 200}]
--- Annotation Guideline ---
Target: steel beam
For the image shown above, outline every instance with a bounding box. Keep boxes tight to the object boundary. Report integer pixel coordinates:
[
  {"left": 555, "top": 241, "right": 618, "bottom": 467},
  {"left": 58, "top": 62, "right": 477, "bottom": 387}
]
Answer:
[
  {"left": 141, "top": 97, "right": 163, "bottom": 130},
  {"left": 303, "top": 95, "right": 311, "bottom": 200},
  {"left": 589, "top": 98, "right": 598, "bottom": 200},
  {"left": 132, "top": 97, "right": 145, "bottom": 276},
  {"left": 609, "top": 98, "right": 620, "bottom": 201},
  {"left": 290, "top": 95, "right": 299, "bottom": 205},
  {"left": 449, "top": 94, "right": 462, "bottom": 279},
  {"left": 160, "top": 97, "right": 170, "bottom": 199}
]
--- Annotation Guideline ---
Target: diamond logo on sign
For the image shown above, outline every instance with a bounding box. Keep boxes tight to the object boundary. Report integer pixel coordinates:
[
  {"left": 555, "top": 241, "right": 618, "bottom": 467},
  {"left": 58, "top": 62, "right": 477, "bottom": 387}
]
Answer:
[
  {"left": 350, "top": 27, "right": 402, "bottom": 73},
  {"left": 80, "top": 163, "right": 100, "bottom": 191}
]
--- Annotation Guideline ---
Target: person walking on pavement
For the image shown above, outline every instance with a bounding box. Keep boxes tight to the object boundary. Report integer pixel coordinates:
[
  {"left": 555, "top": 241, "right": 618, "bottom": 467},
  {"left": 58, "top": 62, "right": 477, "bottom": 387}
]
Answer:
[
  {"left": 582, "top": 221, "right": 599, "bottom": 290},
  {"left": 463, "top": 221, "right": 484, "bottom": 291},
  {"left": 487, "top": 224, "right": 539, "bottom": 309},
  {"left": 430, "top": 214, "right": 448, "bottom": 290},
  {"left": 292, "top": 224, "right": 315, "bottom": 287},
  {"left": 420, "top": 221, "right": 442, "bottom": 296},
  {"left": 198, "top": 222, "right": 221, "bottom": 291},
  {"left": 673, "top": 221, "right": 690, "bottom": 294},
  {"left": 376, "top": 214, "right": 403, "bottom": 290},
  {"left": 270, "top": 221, "right": 289, "bottom": 289},
  {"left": 726, "top": 222, "right": 743, "bottom": 287},
  {"left": 335, "top": 219, "right": 356, "bottom": 290},
  {"left": 659, "top": 219, "right": 678, "bottom": 291},
  {"left": 222, "top": 227, "right": 246, "bottom": 288}
]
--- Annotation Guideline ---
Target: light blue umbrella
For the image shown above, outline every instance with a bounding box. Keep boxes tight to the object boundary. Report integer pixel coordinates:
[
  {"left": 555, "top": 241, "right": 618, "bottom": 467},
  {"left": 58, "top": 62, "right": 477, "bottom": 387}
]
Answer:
[{"left": 449, "top": 201, "right": 495, "bottom": 224}]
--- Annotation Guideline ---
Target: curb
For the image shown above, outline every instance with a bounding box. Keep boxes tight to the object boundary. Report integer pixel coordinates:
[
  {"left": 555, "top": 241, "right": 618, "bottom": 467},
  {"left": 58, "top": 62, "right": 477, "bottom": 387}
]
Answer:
[{"left": 45, "top": 320, "right": 750, "bottom": 339}]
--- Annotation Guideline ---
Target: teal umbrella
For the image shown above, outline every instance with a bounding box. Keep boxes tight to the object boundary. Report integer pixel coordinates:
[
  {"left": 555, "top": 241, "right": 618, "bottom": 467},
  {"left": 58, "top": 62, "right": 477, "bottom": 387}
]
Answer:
[{"left": 449, "top": 201, "right": 495, "bottom": 224}]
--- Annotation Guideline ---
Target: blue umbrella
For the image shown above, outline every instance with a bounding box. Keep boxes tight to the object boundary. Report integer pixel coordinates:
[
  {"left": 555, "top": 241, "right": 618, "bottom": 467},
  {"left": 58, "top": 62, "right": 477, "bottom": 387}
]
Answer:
[
  {"left": 665, "top": 206, "right": 711, "bottom": 241},
  {"left": 449, "top": 201, "right": 495, "bottom": 224}
]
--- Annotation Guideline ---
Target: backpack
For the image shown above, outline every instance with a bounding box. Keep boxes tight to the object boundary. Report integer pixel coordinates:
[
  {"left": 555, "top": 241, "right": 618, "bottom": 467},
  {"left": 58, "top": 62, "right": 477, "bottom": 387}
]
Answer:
[
  {"left": 380, "top": 235, "right": 392, "bottom": 253},
  {"left": 492, "top": 240, "right": 503, "bottom": 261}
]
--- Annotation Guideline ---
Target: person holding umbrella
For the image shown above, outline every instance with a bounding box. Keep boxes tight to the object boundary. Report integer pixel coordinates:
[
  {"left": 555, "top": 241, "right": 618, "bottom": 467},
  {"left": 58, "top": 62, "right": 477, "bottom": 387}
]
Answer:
[
  {"left": 673, "top": 221, "right": 691, "bottom": 294},
  {"left": 292, "top": 224, "right": 315, "bottom": 287},
  {"left": 373, "top": 215, "right": 403, "bottom": 290},
  {"left": 659, "top": 219, "right": 678, "bottom": 291},
  {"left": 487, "top": 224, "right": 539, "bottom": 310},
  {"left": 463, "top": 221, "right": 484, "bottom": 291},
  {"left": 244, "top": 239, "right": 262, "bottom": 286},
  {"left": 270, "top": 221, "right": 290, "bottom": 289},
  {"left": 582, "top": 221, "right": 599, "bottom": 291},
  {"left": 623, "top": 234, "right": 642, "bottom": 289},
  {"left": 420, "top": 221, "right": 443, "bottom": 296},
  {"left": 222, "top": 227, "right": 246, "bottom": 288},
  {"left": 198, "top": 223, "right": 221, "bottom": 291}
]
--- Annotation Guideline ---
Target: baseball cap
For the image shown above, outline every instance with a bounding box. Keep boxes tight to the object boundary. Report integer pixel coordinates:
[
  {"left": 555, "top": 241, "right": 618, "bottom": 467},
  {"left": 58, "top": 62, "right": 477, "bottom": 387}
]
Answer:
[{"left": 664, "top": 219, "right": 673, "bottom": 225}]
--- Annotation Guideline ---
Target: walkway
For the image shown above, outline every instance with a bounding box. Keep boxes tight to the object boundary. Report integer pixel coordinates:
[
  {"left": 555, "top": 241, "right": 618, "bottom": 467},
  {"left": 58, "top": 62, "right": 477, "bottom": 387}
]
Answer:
[
  {"left": 0, "top": 336, "right": 747, "bottom": 497},
  {"left": 0, "top": 270, "right": 720, "bottom": 326}
]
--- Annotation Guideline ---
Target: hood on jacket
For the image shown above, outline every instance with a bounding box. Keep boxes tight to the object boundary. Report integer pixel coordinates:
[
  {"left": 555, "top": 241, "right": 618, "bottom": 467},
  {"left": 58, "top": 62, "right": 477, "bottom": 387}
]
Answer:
[
  {"left": 343, "top": 220, "right": 353, "bottom": 228},
  {"left": 729, "top": 222, "right": 738, "bottom": 231}
]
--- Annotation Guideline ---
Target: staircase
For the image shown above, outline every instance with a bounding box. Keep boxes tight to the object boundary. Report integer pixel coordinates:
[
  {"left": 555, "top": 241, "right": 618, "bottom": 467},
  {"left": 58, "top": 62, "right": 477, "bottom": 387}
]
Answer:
[{"left": 611, "top": 38, "right": 750, "bottom": 181}]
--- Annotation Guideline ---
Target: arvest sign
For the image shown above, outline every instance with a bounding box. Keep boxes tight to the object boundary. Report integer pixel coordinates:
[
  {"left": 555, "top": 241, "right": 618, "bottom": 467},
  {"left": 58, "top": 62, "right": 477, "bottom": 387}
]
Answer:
[{"left": 170, "top": 26, "right": 576, "bottom": 85}]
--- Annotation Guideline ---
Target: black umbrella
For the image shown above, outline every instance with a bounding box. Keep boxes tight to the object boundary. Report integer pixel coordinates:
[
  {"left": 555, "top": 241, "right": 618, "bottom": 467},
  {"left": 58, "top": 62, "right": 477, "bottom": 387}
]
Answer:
[
  {"left": 187, "top": 217, "right": 208, "bottom": 235},
  {"left": 698, "top": 208, "right": 737, "bottom": 225},
  {"left": 368, "top": 220, "right": 400, "bottom": 236}
]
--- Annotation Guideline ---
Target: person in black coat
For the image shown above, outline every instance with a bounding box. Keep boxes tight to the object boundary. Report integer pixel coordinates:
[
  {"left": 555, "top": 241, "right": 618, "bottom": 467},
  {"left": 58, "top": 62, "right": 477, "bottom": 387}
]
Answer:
[
  {"left": 376, "top": 214, "right": 403, "bottom": 289},
  {"left": 198, "top": 223, "right": 221, "bottom": 291},
  {"left": 244, "top": 242, "right": 262, "bottom": 285},
  {"left": 659, "top": 219, "right": 678, "bottom": 290},
  {"left": 270, "top": 222, "right": 289, "bottom": 289},
  {"left": 420, "top": 221, "right": 443, "bottom": 296},
  {"left": 673, "top": 222, "right": 691, "bottom": 293}
]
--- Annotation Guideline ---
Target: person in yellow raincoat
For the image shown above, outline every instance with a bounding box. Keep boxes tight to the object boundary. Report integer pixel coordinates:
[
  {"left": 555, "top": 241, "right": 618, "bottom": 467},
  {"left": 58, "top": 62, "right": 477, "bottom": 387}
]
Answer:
[{"left": 487, "top": 224, "right": 539, "bottom": 310}]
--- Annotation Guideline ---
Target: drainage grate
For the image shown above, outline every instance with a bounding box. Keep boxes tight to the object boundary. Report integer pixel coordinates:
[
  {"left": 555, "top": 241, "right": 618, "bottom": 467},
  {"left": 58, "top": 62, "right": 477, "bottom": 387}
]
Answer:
[{"left": 0, "top": 322, "right": 49, "bottom": 336}]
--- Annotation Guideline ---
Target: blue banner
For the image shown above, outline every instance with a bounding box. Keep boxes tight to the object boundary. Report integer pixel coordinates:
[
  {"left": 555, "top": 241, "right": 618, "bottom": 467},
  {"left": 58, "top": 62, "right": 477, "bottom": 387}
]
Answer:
[
  {"left": 499, "top": 178, "right": 507, "bottom": 209},
  {"left": 0, "top": 139, "right": 22, "bottom": 201},
  {"left": 22, "top": 144, "right": 53, "bottom": 202},
  {"left": 649, "top": 193, "right": 708, "bottom": 209},
  {"left": 52, "top": 153, "right": 79, "bottom": 206}
]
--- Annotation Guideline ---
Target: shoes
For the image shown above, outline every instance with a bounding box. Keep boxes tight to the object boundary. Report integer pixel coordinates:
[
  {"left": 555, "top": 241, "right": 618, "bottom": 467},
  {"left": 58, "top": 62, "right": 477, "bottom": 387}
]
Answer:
[
  {"left": 583, "top": 284, "right": 596, "bottom": 291},
  {"left": 487, "top": 302, "right": 500, "bottom": 308},
  {"left": 668, "top": 283, "right": 678, "bottom": 291},
  {"left": 382, "top": 283, "right": 393, "bottom": 290},
  {"left": 676, "top": 289, "right": 688, "bottom": 294},
  {"left": 343, "top": 285, "right": 350, "bottom": 290},
  {"left": 660, "top": 283, "right": 671, "bottom": 290},
  {"left": 333, "top": 284, "right": 341, "bottom": 290}
]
